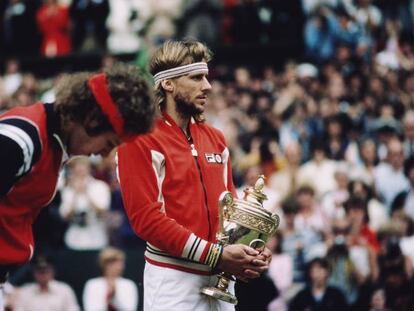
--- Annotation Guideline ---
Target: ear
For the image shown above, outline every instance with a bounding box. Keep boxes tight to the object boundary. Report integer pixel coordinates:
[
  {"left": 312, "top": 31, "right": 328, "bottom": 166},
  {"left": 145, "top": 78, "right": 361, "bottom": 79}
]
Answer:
[{"left": 161, "top": 80, "right": 174, "bottom": 93}]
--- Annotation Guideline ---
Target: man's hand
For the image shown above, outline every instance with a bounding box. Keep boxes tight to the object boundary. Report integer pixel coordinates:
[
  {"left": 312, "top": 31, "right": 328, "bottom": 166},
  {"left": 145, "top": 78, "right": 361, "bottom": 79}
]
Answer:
[
  {"left": 241, "top": 246, "right": 272, "bottom": 282},
  {"left": 216, "top": 244, "right": 269, "bottom": 281}
]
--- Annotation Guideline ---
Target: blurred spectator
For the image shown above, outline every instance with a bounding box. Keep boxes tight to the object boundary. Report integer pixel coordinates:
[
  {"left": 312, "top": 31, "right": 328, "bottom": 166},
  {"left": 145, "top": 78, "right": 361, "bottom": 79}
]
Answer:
[
  {"left": 294, "top": 185, "right": 329, "bottom": 234},
  {"left": 2, "top": 58, "right": 22, "bottom": 97},
  {"left": 323, "top": 114, "right": 349, "bottom": 160},
  {"left": 392, "top": 211, "right": 414, "bottom": 268},
  {"left": 391, "top": 156, "right": 414, "bottom": 217},
  {"left": 269, "top": 141, "right": 302, "bottom": 202},
  {"left": 106, "top": 0, "right": 149, "bottom": 54},
  {"left": 13, "top": 256, "right": 80, "bottom": 311},
  {"left": 267, "top": 231, "right": 293, "bottom": 311},
  {"left": 403, "top": 111, "right": 414, "bottom": 158},
  {"left": 377, "top": 227, "right": 414, "bottom": 311},
  {"left": 70, "top": 0, "right": 109, "bottom": 52},
  {"left": 59, "top": 157, "right": 110, "bottom": 250},
  {"left": 36, "top": 0, "right": 72, "bottom": 57},
  {"left": 83, "top": 247, "right": 138, "bottom": 311},
  {"left": 297, "top": 140, "right": 337, "bottom": 198},
  {"left": 288, "top": 257, "right": 348, "bottom": 311},
  {"left": 374, "top": 138, "right": 410, "bottom": 211},
  {"left": 180, "top": 0, "right": 222, "bottom": 48},
  {"left": 344, "top": 197, "right": 380, "bottom": 283},
  {"left": 144, "top": 0, "right": 182, "bottom": 45},
  {"left": 321, "top": 163, "right": 350, "bottom": 221},
  {"left": 281, "top": 200, "right": 324, "bottom": 284},
  {"left": 348, "top": 179, "right": 388, "bottom": 232},
  {"left": 368, "top": 286, "right": 389, "bottom": 311},
  {"left": 349, "top": 138, "right": 379, "bottom": 186},
  {"left": 1, "top": 0, "right": 39, "bottom": 57}
]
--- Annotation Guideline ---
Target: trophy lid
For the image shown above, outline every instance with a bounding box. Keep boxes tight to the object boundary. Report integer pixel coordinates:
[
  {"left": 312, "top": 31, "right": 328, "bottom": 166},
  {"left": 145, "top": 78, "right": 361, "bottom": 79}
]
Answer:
[{"left": 243, "top": 175, "right": 268, "bottom": 205}]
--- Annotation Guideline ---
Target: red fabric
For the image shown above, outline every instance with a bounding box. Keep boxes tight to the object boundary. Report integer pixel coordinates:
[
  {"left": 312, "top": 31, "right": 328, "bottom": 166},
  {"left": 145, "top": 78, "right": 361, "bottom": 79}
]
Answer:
[
  {"left": 117, "top": 115, "right": 236, "bottom": 268},
  {"left": 0, "top": 104, "right": 63, "bottom": 265},
  {"left": 36, "top": 4, "right": 71, "bottom": 57},
  {"left": 360, "top": 225, "right": 381, "bottom": 253}
]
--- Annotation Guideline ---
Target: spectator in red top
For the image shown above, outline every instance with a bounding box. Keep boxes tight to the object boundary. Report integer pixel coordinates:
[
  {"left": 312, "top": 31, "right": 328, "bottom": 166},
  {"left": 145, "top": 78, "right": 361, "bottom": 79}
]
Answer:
[
  {"left": 36, "top": 0, "right": 71, "bottom": 57},
  {"left": 345, "top": 196, "right": 381, "bottom": 253}
]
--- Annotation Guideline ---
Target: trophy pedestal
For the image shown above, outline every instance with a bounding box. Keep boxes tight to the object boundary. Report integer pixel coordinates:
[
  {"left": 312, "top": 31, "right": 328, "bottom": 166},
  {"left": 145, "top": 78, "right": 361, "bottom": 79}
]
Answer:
[
  {"left": 201, "top": 273, "right": 238, "bottom": 305},
  {"left": 200, "top": 286, "right": 238, "bottom": 305}
]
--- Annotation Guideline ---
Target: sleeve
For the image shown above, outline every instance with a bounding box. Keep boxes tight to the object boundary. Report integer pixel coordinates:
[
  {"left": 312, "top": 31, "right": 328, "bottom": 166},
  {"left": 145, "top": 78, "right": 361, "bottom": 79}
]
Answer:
[
  {"left": 0, "top": 118, "right": 41, "bottom": 196},
  {"left": 117, "top": 141, "right": 222, "bottom": 268}
]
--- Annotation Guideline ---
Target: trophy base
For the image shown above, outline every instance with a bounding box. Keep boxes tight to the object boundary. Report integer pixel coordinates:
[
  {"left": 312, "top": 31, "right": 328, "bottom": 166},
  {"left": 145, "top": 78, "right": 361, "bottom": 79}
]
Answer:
[{"left": 200, "top": 286, "right": 238, "bottom": 305}]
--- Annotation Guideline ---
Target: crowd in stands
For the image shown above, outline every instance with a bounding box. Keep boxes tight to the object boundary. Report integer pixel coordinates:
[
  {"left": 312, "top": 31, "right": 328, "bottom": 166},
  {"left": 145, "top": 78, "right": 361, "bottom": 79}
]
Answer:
[{"left": 3, "top": 0, "right": 414, "bottom": 310}]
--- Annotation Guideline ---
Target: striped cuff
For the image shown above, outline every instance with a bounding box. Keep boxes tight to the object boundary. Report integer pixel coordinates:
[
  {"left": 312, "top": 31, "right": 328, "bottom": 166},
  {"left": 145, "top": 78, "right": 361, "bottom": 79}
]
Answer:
[
  {"left": 181, "top": 233, "right": 223, "bottom": 269},
  {"left": 181, "top": 233, "right": 209, "bottom": 262},
  {"left": 204, "top": 243, "right": 223, "bottom": 269}
]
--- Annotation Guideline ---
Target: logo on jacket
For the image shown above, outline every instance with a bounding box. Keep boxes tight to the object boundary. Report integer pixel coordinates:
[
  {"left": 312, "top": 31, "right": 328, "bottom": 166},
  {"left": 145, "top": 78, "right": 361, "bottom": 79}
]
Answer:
[{"left": 205, "top": 153, "right": 223, "bottom": 164}]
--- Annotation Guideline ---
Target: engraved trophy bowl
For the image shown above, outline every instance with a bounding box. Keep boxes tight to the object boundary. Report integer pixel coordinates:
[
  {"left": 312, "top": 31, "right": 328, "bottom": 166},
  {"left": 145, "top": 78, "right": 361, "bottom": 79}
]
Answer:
[{"left": 200, "top": 175, "right": 280, "bottom": 305}]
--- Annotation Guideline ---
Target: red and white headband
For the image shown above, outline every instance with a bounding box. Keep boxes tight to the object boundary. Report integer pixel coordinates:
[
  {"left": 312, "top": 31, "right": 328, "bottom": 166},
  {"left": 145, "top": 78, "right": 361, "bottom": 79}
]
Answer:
[{"left": 153, "top": 62, "right": 209, "bottom": 85}]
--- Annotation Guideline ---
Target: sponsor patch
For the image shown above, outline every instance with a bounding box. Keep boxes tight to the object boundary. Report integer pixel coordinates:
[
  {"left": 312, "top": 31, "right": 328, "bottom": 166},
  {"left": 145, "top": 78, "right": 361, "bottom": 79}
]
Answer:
[{"left": 205, "top": 153, "right": 223, "bottom": 164}]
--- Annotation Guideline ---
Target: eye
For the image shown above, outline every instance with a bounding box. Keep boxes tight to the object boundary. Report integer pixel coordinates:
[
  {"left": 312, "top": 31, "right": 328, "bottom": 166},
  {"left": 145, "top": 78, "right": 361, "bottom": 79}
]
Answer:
[{"left": 190, "top": 74, "right": 206, "bottom": 81}]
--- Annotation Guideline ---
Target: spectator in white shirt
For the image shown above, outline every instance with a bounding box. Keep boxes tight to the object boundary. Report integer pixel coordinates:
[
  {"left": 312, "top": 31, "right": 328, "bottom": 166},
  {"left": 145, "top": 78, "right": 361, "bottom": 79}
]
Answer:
[
  {"left": 14, "top": 256, "right": 80, "bottom": 311},
  {"left": 83, "top": 247, "right": 138, "bottom": 311},
  {"left": 60, "top": 157, "right": 111, "bottom": 250}
]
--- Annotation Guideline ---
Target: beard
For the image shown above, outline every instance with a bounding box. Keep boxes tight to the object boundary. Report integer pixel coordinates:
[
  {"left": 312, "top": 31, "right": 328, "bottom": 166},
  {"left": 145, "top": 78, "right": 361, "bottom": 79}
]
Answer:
[{"left": 174, "top": 92, "right": 204, "bottom": 121}]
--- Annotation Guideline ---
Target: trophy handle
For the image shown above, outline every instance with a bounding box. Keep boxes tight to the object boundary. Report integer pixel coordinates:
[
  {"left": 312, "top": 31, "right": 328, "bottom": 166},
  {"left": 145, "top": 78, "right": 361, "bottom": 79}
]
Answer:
[{"left": 218, "top": 191, "right": 234, "bottom": 242}]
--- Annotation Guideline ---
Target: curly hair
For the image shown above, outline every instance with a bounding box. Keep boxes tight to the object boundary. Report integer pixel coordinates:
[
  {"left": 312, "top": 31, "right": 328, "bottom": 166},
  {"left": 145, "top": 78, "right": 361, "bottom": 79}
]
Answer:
[
  {"left": 149, "top": 39, "right": 212, "bottom": 121},
  {"left": 55, "top": 64, "right": 155, "bottom": 137}
]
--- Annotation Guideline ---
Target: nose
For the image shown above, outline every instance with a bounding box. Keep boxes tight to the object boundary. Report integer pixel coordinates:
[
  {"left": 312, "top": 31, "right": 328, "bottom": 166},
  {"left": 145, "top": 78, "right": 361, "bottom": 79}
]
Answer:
[{"left": 202, "top": 76, "right": 212, "bottom": 92}]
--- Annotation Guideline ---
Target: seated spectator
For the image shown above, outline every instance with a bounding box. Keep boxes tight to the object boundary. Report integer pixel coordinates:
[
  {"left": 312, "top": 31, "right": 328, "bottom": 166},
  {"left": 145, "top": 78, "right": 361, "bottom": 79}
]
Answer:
[
  {"left": 294, "top": 185, "right": 329, "bottom": 234},
  {"left": 269, "top": 141, "right": 302, "bottom": 202},
  {"left": 13, "top": 256, "right": 80, "bottom": 311},
  {"left": 289, "top": 257, "right": 348, "bottom": 311},
  {"left": 326, "top": 218, "right": 362, "bottom": 305},
  {"left": 83, "top": 247, "right": 138, "bottom": 311},
  {"left": 377, "top": 227, "right": 414, "bottom": 311},
  {"left": 281, "top": 200, "right": 324, "bottom": 284},
  {"left": 59, "top": 157, "right": 111, "bottom": 250},
  {"left": 374, "top": 138, "right": 409, "bottom": 211},
  {"left": 297, "top": 140, "right": 338, "bottom": 198},
  {"left": 391, "top": 156, "right": 414, "bottom": 218},
  {"left": 348, "top": 179, "right": 388, "bottom": 232},
  {"left": 321, "top": 163, "right": 350, "bottom": 221},
  {"left": 268, "top": 231, "right": 293, "bottom": 311}
]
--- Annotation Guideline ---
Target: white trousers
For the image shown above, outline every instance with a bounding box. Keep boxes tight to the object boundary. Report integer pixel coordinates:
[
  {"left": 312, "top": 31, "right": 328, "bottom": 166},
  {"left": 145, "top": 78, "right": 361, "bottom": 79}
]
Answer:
[{"left": 144, "top": 262, "right": 235, "bottom": 311}]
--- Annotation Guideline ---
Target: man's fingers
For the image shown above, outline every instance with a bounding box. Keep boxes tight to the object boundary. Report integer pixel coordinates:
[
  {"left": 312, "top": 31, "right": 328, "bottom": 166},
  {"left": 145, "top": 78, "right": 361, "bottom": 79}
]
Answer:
[
  {"left": 242, "top": 245, "right": 259, "bottom": 256},
  {"left": 243, "top": 269, "right": 260, "bottom": 279},
  {"left": 252, "top": 258, "right": 268, "bottom": 266}
]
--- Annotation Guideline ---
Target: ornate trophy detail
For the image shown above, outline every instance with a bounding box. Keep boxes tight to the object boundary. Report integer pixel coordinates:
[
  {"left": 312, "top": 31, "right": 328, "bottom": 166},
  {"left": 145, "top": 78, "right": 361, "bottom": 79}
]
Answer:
[{"left": 200, "top": 175, "right": 280, "bottom": 304}]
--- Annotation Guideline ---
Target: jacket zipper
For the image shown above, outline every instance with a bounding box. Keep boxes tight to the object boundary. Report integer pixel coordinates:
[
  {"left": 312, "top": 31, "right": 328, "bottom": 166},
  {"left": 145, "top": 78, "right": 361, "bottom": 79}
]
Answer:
[{"left": 181, "top": 129, "right": 212, "bottom": 240}]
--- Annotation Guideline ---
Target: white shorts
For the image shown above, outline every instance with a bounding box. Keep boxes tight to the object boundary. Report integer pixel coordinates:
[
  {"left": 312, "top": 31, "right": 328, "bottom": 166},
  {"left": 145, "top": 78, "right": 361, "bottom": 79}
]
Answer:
[{"left": 144, "top": 262, "right": 235, "bottom": 311}]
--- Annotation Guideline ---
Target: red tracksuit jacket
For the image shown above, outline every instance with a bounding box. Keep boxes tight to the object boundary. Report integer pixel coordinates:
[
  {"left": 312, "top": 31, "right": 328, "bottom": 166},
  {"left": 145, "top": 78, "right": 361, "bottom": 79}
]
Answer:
[
  {"left": 0, "top": 103, "right": 63, "bottom": 264},
  {"left": 117, "top": 113, "right": 236, "bottom": 274}
]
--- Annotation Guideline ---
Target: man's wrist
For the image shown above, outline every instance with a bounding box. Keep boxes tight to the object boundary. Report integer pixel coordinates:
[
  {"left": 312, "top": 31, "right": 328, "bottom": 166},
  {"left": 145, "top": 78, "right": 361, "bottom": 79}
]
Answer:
[{"left": 204, "top": 243, "right": 223, "bottom": 270}]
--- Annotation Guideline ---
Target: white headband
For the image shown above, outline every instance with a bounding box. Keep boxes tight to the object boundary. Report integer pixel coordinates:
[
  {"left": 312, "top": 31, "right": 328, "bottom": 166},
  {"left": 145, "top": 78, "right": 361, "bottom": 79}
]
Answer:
[{"left": 153, "top": 62, "right": 208, "bottom": 85}]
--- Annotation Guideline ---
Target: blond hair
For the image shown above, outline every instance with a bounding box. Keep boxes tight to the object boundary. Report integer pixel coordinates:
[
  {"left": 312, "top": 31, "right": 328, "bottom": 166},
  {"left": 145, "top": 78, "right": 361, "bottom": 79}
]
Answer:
[
  {"left": 149, "top": 39, "right": 212, "bottom": 122},
  {"left": 98, "top": 247, "right": 125, "bottom": 270}
]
